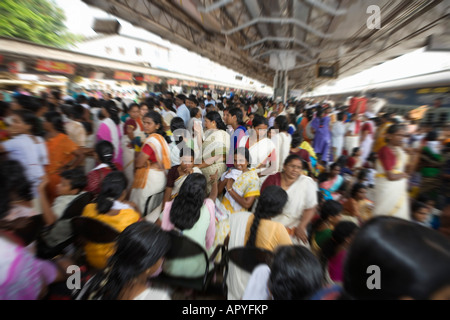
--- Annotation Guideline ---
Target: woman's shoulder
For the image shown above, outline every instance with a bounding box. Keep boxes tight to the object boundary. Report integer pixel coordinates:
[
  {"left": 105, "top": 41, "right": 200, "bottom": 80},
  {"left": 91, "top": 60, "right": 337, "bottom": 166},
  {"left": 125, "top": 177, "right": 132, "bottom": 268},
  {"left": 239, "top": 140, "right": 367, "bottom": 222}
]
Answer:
[
  {"left": 82, "top": 203, "right": 98, "bottom": 217},
  {"left": 245, "top": 168, "right": 260, "bottom": 178}
]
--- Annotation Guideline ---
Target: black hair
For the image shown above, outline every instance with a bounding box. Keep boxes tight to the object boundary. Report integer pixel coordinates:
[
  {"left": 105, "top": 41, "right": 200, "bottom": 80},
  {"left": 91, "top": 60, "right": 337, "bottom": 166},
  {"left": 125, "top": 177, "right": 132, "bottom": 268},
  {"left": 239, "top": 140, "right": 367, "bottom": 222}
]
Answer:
[
  {"left": 351, "top": 147, "right": 360, "bottom": 157},
  {"left": 205, "top": 111, "right": 227, "bottom": 131},
  {"left": 60, "top": 168, "right": 87, "bottom": 192},
  {"left": 169, "top": 173, "right": 207, "bottom": 230},
  {"left": 12, "top": 109, "right": 41, "bottom": 136},
  {"left": 190, "top": 107, "right": 200, "bottom": 118},
  {"left": 170, "top": 117, "right": 187, "bottom": 146},
  {"left": 95, "top": 140, "right": 117, "bottom": 171},
  {"left": 343, "top": 216, "right": 450, "bottom": 300},
  {"left": 80, "top": 221, "right": 171, "bottom": 300},
  {"left": 411, "top": 200, "right": 429, "bottom": 219},
  {"left": 163, "top": 99, "right": 176, "bottom": 113},
  {"left": 228, "top": 107, "right": 245, "bottom": 126},
  {"left": 103, "top": 100, "right": 121, "bottom": 125},
  {"left": 268, "top": 245, "right": 324, "bottom": 300},
  {"left": 44, "top": 111, "right": 66, "bottom": 134},
  {"left": 321, "top": 221, "right": 359, "bottom": 266},
  {"left": 179, "top": 147, "right": 195, "bottom": 159},
  {"left": 290, "top": 131, "right": 303, "bottom": 148},
  {"left": 96, "top": 171, "right": 128, "bottom": 214},
  {"left": 176, "top": 94, "right": 187, "bottom": 103},
  {"left": 386, "top": 123, "right": 405, "bottom": 135},
  {"left": 350, "top": 182, "right": 367, "bottom": 199},
  {"left": 310, "top": 200, "right": 343, "bottom": 238},
  {"left": 234, "top": 147, "right": 252, "bottom": 167},
  {"left": 252, "top": 114, "right": 268, "bottom": 128},
  {"left": 144, "top": 110, "right": 171, "bottom": 144},
  {"left": 425, "top": 130, "right": 438, "bottom": 142},
  {"left": 246, "top": 186, "right": 288, "bottom": 247},
  {"left": 77, "top": 95, "right": 88, "bottom": 104},
  {"left": 127, "top": 102, "right": 140, "bottom": 113},
  {"left": 283, "top": 154, "right": 304, "bottom": 168},
  {"left": 0, "top": 101, "right": 10, "bottom": 118},
  {"left": 275, "top": 115, "right": 289, "bottom": 132},
  {"left": 0, "top": 160, "right": 33, "bottom": 218},
  {"left": 357, "top": 168, "right": 369, "bottom": 182},
  {"left": 16, "top": 94, "right": 40, "bottom": 113},
  {"left": 337, "top": 112, "right": 345, "bottom": 121}
]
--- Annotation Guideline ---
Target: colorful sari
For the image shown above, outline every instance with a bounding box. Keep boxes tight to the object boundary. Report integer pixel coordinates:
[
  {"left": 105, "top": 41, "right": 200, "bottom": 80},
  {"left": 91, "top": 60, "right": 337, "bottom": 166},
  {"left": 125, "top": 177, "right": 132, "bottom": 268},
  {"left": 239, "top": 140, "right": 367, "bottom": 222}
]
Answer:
[
  {"left": 419, "top": 141, "right": 443, "bottom": 196},
  {"left": 122, "top": 118, "right": 146, "bottom": 189},
  {"left": 374, "top": 146, "right": 410, "bottom": 220},
  {"left": 170, "top": 166, "right": 202, "bottom": 200},
  {"left": 45, "top": 133, "right": 78, "bottom": 203},
  {"left": 239, "top": 136, "right": 277, "bottom": 183},
  {"left": 214, "top": 169, "right": 260, "bottom": 246},
  {"left": 0, "top": 233, "right": 59, "bottom": 300},
  {"left": 201, "top": 129, "right": 230, "bottom": 193},
  {"left": 130, "top": 133, "right": 171, "bottom": 215},
  {"left": 320, "top": 175, "right": 344, "bottom": 201}
]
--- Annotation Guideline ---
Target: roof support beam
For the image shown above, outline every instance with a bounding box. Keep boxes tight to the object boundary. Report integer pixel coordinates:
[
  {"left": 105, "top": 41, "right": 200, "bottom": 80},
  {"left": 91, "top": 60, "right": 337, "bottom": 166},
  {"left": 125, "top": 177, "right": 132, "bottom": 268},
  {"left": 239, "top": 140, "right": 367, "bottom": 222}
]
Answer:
[
  {"left": 241, "top": 37, "right": 321, "bottom": 55},
  {"left": 222, "top": 17, "right": 333, "bottom": 38},
  {"left": 197, "top": 0, "right": 234, "bottom": 13},
  {"left": 304, "top": 0, "right": 348, "bottom": 16}
]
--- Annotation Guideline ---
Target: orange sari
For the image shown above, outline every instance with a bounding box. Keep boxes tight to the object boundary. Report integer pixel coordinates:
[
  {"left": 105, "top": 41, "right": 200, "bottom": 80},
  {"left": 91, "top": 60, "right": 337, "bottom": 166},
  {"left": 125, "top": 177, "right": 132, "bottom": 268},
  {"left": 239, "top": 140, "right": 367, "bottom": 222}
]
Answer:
[{"left": 45, "top": 133, "right": 78, "bottom": 203}]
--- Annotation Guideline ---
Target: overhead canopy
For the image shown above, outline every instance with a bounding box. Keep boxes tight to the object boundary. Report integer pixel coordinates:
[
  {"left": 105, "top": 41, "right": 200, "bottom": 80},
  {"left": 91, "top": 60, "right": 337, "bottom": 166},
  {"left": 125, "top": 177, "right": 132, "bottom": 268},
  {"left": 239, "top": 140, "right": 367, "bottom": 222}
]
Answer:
[{"left": 81, "top": 0, "right": 449, "bottom": 91}]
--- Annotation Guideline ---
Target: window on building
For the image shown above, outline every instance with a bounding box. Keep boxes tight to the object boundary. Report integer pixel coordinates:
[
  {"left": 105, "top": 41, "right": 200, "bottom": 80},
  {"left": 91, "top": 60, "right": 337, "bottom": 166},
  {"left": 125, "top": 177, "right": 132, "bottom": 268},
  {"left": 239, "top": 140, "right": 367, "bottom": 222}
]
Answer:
[
  {"left": 105, "top": 47, "right": 112, "bottom": 54},
  {"left": 136, "top": 47, "right": 142, "bottom": 56},
  {"left": 119, "top": 47, "right": 125, "bottom": 55}
]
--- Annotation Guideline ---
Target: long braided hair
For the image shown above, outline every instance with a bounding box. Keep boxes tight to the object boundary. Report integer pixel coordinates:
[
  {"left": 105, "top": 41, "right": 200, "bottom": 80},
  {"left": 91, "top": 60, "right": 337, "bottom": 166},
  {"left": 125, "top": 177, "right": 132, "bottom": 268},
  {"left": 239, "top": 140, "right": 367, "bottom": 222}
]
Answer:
[
  {"left": 95, "top": 140, "right": 118, "bottom": 171},
  {"left": 246, "top": 185, "right": 288, "bottom": 247},
  {"left": 79, "top": 221, "right": 171, "bottom": 300}
]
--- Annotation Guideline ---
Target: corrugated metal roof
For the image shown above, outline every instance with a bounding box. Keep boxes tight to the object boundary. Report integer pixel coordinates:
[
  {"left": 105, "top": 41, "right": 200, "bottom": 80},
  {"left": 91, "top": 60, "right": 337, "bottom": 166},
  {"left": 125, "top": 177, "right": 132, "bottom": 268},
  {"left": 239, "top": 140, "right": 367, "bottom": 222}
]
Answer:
[{"left": 81, "top": 0, "right": 449, "bottom": 91}]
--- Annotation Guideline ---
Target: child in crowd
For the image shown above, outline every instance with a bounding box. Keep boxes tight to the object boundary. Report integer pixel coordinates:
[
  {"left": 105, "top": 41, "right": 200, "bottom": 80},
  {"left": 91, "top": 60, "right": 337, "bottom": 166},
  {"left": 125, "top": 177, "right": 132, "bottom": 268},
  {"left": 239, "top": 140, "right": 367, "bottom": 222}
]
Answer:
[{"left": 37, "top": 168, "right": 88, "bottom": 255}]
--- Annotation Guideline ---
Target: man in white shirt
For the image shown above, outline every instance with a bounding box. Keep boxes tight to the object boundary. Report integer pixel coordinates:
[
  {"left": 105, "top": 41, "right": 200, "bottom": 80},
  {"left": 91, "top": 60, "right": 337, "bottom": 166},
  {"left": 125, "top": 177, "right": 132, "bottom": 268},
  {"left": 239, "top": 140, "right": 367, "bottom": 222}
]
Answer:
[
  {"left": 174, "top": 94, "right": 191, "bottom": 127},
  {"left": 205, "top": 93, "right": 216, "bottom": 107}
]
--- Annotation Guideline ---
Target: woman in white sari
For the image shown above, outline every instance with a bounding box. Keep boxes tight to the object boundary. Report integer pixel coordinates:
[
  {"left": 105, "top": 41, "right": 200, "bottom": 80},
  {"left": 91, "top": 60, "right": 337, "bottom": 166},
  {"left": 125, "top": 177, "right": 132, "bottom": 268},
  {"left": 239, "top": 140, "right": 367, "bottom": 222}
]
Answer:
[
  {"left": 239, "top": 114, "right": 277, "bottom": 185},
  {"left": 197, "top": 111, "right": 230, "bottom": 194},
  {"left": 274, "top": 115, "right": 292, "bottom": 172},
  {"left": 121, "top": 103, "right": 146, "bottom": 189},
  {"left": 130, "top": 111, "right": 172, "bottom": 219},
  {"left": 374, "top": 124, "right": 416, "bottom": 220},
  {"left": 261, "top": 154, "right": 318, "bottom": 245},
  {"left": 344, "top": 114, "right": 361, "bottom": 156}
]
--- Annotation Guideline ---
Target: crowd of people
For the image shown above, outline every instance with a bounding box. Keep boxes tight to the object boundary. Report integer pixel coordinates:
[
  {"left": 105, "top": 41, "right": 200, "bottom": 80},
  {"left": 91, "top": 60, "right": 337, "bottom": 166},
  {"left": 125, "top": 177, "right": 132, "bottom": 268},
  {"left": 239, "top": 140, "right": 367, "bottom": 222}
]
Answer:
[{"left": 0, "top": 87, "right": 449, "bottom": 300}]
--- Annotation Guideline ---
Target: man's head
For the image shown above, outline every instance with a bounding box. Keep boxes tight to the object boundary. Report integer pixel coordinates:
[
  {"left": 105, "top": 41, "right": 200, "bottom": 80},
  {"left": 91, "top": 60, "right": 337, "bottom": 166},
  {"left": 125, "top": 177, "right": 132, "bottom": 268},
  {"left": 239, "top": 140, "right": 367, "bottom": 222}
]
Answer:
[{"left": 175, "top": 94, "right": 187, "bottom": 107}]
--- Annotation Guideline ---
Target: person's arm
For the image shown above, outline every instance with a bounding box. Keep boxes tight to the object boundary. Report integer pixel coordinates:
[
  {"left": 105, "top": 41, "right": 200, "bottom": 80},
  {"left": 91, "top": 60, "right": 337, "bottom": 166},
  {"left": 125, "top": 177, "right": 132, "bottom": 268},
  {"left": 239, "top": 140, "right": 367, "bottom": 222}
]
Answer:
[
  {"left": 378, "top": 147, "right": 408, "bottom": 181},
  {"left": 226, "top": 179, "right": 256, "bottom": 210},
  {"left": 217, "top": 176, "right": 229, "bottom": 195},
  {"left": 62, "top": 147, "right": 85, "bottom": 171},
  {"left": 37, "top": 176, "right": 58, "bottom": 226},
  {"left": 196, "top": 155, "right": 223, "bottom": 169},
  {"left": 135, "top": 150, "right": 150, "bottom": 169},
  {"left": 208, "top": 170, "right": 219, "bottom": 202},
  {"left": 293, "top": 207, "right": 316, "bottom": 244},
  {"left": 161, "top": 187, "right": 173, "bottom": 211}
]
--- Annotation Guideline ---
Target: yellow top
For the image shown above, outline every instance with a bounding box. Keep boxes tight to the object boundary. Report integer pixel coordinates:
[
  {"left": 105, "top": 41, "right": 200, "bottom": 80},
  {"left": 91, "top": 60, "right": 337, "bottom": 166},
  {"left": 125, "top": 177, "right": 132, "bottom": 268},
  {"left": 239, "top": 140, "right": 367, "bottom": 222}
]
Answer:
[{"left": 81, "top": 203, "right": 140, "bottom": 269}]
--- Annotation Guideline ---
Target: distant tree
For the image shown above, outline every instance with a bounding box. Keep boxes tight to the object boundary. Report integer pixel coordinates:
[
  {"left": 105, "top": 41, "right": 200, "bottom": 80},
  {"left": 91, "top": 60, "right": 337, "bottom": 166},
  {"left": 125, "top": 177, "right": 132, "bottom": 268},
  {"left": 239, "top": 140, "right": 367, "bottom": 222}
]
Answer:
[{"left": 0, "top": 0, "right": 83, "bottom": 48}]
